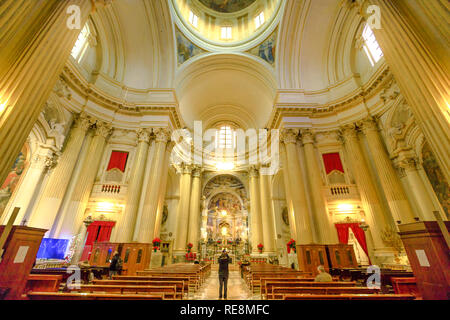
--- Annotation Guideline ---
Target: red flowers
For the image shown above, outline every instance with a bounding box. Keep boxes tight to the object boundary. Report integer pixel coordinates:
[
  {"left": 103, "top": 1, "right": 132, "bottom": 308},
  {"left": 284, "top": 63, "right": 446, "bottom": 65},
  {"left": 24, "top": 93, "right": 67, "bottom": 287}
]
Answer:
[
  {"left": 152, "top": 238, "right": 161, "bottom": 252},
  {"left": 257, "top": 243, "right": 264, "bottom": 253},
  {"left": 185, "top": 252, "right": 197, "bottom": 261},
  {"left": 287, "top": 239, "right": 296, "bottom": 254}
]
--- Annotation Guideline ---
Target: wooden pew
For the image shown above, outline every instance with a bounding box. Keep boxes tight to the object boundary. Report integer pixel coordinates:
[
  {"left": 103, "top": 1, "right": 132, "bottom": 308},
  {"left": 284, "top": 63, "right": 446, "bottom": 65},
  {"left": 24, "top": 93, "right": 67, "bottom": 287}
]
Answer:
[
  {"left": 93, "top": 279, "right": 185, "bottom": 298},
  {"left": 260, "top": 278, "right": 316, "bottom": 296},
  {"left": 24, "top": 274, "right": 63, "bottom": 293},
  {"left": 270, "top": 286, "right": 380, "bottom": 300},
  {"left": 391, "top": 277, "right": 420, "bottom": 298},
  {"left": 283, "top": 294, "right": 415, "bottom": 300},
  {"left": 75, "top": 284, "right": 178, "bottom": 299},
  {"left": 27, "top": 292, "right": 164, "bottom": 300},
  {"left": 114, "top": 275, "right": 197, "bottom": 292},
  {"left": 263, "top": 281, "right": 357, "bottom": 299}
]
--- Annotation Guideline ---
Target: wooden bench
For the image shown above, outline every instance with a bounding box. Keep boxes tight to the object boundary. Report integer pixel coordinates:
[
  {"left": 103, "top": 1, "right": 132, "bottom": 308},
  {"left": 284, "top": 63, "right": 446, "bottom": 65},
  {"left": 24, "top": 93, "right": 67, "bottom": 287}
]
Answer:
[
  {"left": 93, "top": 279, "right": 185, "bottom": 298},
  {"left": 27, "top": 292, "right": 164, "bottom": 300},
  {"left": 74, "top": 284, "right": 178, "bottom": 299},
  {"left": 391, "top": 277, "right": 420, "bottom": 298},
  {"left": 260, "top": 278, "right": 326, "bottom": 295},
  {"left": 283, "top": 294, "right": 415, "bottom": 300},
  {"left": 25, "top": 274, "right": 63, "bottom": 293},
  {"left": 263, "top": 281, "right": 357, "bottom": 299},
  {"left": 270, "top": 286, "right": 380, "bottom": 300}
]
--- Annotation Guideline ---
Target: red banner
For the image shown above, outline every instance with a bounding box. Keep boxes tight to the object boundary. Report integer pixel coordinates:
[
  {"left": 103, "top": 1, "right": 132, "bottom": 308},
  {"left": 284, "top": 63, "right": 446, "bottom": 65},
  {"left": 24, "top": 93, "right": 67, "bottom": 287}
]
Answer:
[
  {"left": 107, "top": 151, "right": 129, "bottom": 172},
  {"left": 323, "top": 153, "right": 344, "bottom": 174}
]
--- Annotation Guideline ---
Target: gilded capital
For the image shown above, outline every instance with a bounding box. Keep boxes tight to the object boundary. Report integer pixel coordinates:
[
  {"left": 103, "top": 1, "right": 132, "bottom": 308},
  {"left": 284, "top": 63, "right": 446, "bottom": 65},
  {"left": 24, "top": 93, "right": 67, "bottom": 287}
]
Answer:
[
  {"left": 192, "top": 165, "right": 203, "bottom": 178},
  {"left": 154, "top": 128, "right": 171, "bottom": 144},
  {"left": 281, "top": 129, "right": 299, "bottom": 145},
  {"left": 94, "top": 121, "right": 113, "bottom": 139},
  {"left": 300, "top": 129, "right": 315, "bottom": 145},
  {"left": 338, "top": 124, "right": 358, "bottom": 142},
  {"left": 73, "top": 112, "right": 92, "bottom": 132},
  {"left": 137, "top": 128, "right": 151, "bottom": 144},
  {"left": 360, "top": 117, "right": 379, "bottom": 134},
  {"left": 249, "top": 165, "right": 259, "bottom": 178}
]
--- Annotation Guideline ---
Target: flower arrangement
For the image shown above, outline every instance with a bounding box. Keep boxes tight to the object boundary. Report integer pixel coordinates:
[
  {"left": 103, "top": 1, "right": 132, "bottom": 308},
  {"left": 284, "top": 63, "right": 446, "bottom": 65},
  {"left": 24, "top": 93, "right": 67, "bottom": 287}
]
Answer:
[
  {"left": 287, "top": 239, "right": 296, "bottom": 254},
  {"left": 152, "top": 238, "right": 161, "bottom": 252},
  {"left": 257, "top": 243, "right": 264, "bottom": 253},
  {"left": 187, "top": 243, "right": 193, "bottom": 253},
  {"left": 216, "top": 240, "right": 222, "bottom": 245},
  {"left": 185, "top": 252, "right": 197, "bottom": 261},
  {"left": 227, "top": 240, "right": 233, "bottom": 245}
]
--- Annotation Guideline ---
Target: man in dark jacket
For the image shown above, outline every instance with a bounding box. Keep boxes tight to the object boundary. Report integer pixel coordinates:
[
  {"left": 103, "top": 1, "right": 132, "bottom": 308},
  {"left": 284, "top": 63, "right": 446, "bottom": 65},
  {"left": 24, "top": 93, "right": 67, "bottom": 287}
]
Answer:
[
  {"left": 218, "top": 249, "right": 232, "bottom": 299},
  {"left": 109, "top": 252, "right": 122, "bottom": 279}
]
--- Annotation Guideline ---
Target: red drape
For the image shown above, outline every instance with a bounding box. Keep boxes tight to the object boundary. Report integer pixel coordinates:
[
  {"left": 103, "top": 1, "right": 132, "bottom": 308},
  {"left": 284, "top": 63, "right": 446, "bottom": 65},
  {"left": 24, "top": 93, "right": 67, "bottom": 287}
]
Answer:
[
  {"left": 334, "top": 223, "right": 371, "bottom": 264},
  {"left": 81, "top": 221, "right": 116, "bottom": 261},
  {"left": 107, "top": 151, "right": 129, "bottom": 172},
  {"left": 323, "top": 153, "right": 344, "bottom": 174}
]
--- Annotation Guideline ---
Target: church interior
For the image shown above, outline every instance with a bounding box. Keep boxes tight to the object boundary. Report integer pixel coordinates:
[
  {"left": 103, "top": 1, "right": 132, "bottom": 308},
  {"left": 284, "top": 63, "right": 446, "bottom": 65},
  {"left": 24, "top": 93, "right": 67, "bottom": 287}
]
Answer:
[{"left": 0, "top": 0, "right": 449, "bottom": 302}]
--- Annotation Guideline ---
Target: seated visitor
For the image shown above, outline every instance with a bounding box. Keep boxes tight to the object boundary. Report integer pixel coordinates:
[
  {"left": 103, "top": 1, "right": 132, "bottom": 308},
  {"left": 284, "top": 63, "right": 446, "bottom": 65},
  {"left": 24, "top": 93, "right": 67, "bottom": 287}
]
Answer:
[{"left": 314, "top": 265, "right": 333, "bottom": 282}]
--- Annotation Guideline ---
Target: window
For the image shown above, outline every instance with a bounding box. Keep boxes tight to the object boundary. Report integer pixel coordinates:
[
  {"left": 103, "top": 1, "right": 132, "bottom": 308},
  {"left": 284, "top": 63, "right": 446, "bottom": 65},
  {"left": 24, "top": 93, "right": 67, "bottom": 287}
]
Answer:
[
  {"left": 189, "top": 11, "right": 198, "bottom": 28},
  {"left": 255, "top": 12, "right": 265, "bottom": 29},
  {"left": 217, "top": 126, "right": 234, "bottom": 149},
  {"left": 221, "top": 26, "right": 232, "bottom": 40},
  {"left": 71, "top": 24, "right": 90, "bottom": 62},
  {"left": 362, "top": 24, "right": 383, "bottom": 66}
]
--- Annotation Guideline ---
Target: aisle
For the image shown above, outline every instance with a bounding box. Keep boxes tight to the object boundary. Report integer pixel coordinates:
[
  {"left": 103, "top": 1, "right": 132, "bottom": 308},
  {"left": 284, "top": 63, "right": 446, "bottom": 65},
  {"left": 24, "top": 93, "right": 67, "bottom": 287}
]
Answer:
[{"left": 194, "top": 270, "right": 254, "bottom": 300}]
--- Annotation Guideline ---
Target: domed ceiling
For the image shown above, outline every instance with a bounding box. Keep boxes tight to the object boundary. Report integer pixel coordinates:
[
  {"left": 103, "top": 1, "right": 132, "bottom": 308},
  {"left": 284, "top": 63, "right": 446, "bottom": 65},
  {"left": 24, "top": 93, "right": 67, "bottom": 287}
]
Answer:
[{"left": 198, "top": 0, "right": 257, "bottom": 13}]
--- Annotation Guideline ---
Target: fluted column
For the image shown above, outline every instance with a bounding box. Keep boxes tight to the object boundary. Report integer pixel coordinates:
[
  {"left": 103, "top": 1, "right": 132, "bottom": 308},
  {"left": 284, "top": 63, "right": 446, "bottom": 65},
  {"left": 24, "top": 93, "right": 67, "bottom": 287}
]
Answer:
[
  {"left": 153, "top": 144, "right": 172, "bottom": 239},
  {"left": 301, "top": 130, "right": 338, "bottom": 244},
  {"left": 339, "top": 125, "right": 389, "bottom": 251},
  {"left": 187, "top": 166, "right": 202, "bottom": 253},
  {"left": 281, "top": 129, "right": 314, "bottom": 244},
  {"left": 29, "top": 112, "right": 91, "bottom": 230},
  {"left": 134, "top": 128, "right": 170, "bottom": 243},
  {"left": 361, "top": 118, "right": 417, "bottom": 225},
  {"left": 1, "top": 149, "right": 57, "bottom": 226},
  {"left": 358, "top": 0, "right": 450, "bottom": 183},
  {"left": 259, "top": 165, "right": 277, "bottom": 255},
  {"left": 173, "top": 163, "right": 193, "bottom": 255},
  {"left": 395, "top": 149, "right": 444, "bottom": 221},
  {"left": 0, "top": 1, "right": 111, "bottom": 184},
  {"left": 114, "top": 129, "right": 151, "bottom": 242},
  {"left": 280, "top": 145, "right": 297, "bottom": 240},
  {"left": 249, "top": 166, "right": 263, "bottom": 254},
  {"left": 53, "top": 121, "right": 112, "bottom": 240}
]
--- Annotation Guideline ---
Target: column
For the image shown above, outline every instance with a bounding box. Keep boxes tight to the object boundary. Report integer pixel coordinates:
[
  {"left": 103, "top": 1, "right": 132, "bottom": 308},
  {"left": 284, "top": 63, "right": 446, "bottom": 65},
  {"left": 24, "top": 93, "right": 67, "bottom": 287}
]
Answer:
[
  {"left": 0, "top": 149, "right": 57, "bottom": 225},
  {"left": 0, "top": 1, "right": 110, "bottom": 184},
  {"left": 249, "top": 166, "right": 263, "bottom": 254},
  {"left": 187, "top": 166, "right": 202, "bottom": 253},
  {"left": 361, "top": 118, "right": 417, "bottom": 225},
  {"left": 259, "top": 166, "right": 277, "bottom": 255},
  {"left": 301, "top": 130, "right": 338, "bottom": 244},
  {"left": 281, "top": 129, "right": 314, "bottom": 244},
  {"left": 395, "top": 149, "right": 444, "bottom": 221},
  {"left": 339, "top": 124, "right": 389, "bottom": 251},
  {"left": 280, "top": 145, "right": 297, "bottom": 240},
  {"left": 173, "top": 163, "right": 192, "bottom": 256},
  {"left": 71, "top": 216, "right": 94, "bottom": 264},
  {"left": 114, "top": 129, "right": 151, "bottom": 242},
  {"left": 53, "top": 121, "right": 112, "bottom": 239},
  {"left": 134, "top": 128, "right": 170, "bottom": 243},
  {"left": 29, "top": 112, "right": 91, "bottom": 230},
  {"left": 358, "top": 0, "right": 450, "bottom": 183}
]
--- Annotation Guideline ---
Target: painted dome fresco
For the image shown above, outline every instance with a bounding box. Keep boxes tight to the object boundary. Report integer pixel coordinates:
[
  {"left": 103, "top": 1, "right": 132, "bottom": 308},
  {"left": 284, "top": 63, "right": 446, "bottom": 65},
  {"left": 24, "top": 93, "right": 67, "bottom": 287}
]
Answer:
[{"left": 198, "top": 0, "right": 257, "bottom": 13}]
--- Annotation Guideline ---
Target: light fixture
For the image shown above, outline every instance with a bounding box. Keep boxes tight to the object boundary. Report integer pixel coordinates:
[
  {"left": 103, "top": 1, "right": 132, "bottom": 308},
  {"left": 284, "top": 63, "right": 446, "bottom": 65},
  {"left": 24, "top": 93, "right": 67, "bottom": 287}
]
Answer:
[
  {"left": 216, "top": 162, "right": 234, "bottom": 171},
  {"left": 97, "top": 202, "right": 114, "bottom": 212},
  {"left": 221, "top": 210, "right": 227, "bottom": 217},
  {"left": 337, "top": 203, "right": 354, "bottom": 213}
]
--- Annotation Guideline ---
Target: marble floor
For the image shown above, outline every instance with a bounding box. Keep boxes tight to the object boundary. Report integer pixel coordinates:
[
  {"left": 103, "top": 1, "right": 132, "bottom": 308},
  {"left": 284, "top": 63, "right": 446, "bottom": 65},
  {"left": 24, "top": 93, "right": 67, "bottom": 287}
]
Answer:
[{"left": 194, "top": 270, "right": 258, "bottom": 300}]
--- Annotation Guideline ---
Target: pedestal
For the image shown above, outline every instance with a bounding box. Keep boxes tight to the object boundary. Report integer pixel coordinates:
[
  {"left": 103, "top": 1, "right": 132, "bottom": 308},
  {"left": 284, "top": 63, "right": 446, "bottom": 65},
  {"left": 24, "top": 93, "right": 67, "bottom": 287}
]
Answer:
[
  {"left": 150, "top": 251, "right": 163, "bottom": 269},
  {"left": 398, "top": 221, "right": 450, "bottom": 300},
  {"left": 287, "top": 253, "right": 298, "bottom": 269},
  {"left": 0, "top": 226, "right": 47, "bottom": 300}
]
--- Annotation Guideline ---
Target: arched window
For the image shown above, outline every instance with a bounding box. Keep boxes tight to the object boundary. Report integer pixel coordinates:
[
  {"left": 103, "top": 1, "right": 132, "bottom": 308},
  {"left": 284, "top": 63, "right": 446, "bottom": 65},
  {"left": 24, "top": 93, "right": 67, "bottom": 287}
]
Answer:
[
  {"left": 255, "top": 12, "right": 265, "bottom": 29},
  {"left": 221, "top": 26, "right": 232, "bottom": 40},
  {"left": 362, "top": 24, "right": 383, "bottom": 66},
  {"left": 71, "top": 24, "right": 90, "bottom": 62},
  {"left": 189, "top": 11, "right": 199, "bottom": 28},
  {"left": 216, "top": 125, "right": 234, "bottom": 149}
]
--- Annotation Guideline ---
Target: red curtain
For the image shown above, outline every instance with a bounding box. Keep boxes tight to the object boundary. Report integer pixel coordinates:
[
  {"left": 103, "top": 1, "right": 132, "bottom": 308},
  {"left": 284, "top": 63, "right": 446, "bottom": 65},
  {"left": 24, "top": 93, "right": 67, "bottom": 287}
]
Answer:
[
  {"left": 81, "top": 221, "right": 116, "bottom": 261},
  {"left": 323, "top": 153, "right": 344, "bottom": 174},
  {"left": 107, "top": 151, "right": 129, "bottom": 172},
  {"left": 334, "top": 223, "right": 371, "bottom": 264}
]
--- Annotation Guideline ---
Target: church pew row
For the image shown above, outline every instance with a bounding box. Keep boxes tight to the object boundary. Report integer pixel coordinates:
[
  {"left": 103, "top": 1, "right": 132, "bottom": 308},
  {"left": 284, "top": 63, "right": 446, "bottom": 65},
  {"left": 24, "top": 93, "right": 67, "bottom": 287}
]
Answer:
[
  {"left": 283, "top": 294, "right": 415, "bottom": 300},
  {"left": 73, "top": 284, "right": 178, "bottom": 299},
  {"left": 93, "top": 279, "right": 186, "bottom": 298},
  {"left": 24, "top": 274, "right": 63, "bottom": 293},
  {"left": 262, "top": 281, "right": 357, "bottom": 298},
  {"left": 27, "top": 292, "right": 164, "bottom": 300},
  {"left": 114, "top": 275, "right": 199, "bottom": 292},
  {"left": 248, "top": 272, "right": 316, "bottom": 293},
  {"left": 268, "top": 286, "right": 380, "bottom": 300}
]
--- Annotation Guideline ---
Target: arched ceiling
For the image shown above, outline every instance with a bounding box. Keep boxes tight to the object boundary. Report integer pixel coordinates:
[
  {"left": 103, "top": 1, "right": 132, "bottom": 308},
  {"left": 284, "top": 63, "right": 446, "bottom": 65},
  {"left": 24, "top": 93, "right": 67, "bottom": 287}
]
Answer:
[{"left": 198, "top": 0, "right": 257, "bottom": 13}]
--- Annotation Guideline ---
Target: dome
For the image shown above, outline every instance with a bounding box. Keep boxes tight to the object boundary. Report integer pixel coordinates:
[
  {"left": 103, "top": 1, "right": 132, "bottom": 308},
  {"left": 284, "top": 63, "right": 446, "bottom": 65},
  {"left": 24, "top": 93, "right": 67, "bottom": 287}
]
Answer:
[{"left": 198, "top": 0, "right": 257, "bottom": 13}]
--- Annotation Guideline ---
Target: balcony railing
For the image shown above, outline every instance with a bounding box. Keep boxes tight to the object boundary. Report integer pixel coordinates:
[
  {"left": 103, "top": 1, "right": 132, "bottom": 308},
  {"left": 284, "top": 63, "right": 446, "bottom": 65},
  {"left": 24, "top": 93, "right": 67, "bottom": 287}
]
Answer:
[{"left": 323, "top": 184, "right": 360, "bottom": 201}]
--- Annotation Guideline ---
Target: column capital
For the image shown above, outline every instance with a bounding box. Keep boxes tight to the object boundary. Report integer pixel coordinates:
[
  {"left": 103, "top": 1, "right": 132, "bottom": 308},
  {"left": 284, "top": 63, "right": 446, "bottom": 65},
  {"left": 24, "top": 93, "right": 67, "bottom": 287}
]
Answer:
[
  {"left": 73, "top": 112, "right": 92, "bottom": 132},
  {"left": 281, "top": 129, "right": 299, "bottom": 145},
  {"left": 338, "top": 124, "right": 358, "bottom": 143},
  {"left": 91, "top": 0, "right": 113, "bottom": 12},
  {"left": 137, "top": 128, "right": 151, "bottom": 144},
  {"left": 249, "top": 165, "right": 259, "bottom": 178},
  {"left": 180, "top": 162, "right": 193, "bottom": 175},
  {"left": 300, "top": 129, "right": 315, "bottom": 145},
  {"left": 93, "top": 121, "right": 113, "bottom": 139},
  {"left": 191, "top": 165, "right": 203, "bottom": 178},
  {"left": 395, "top": 149, "right": 419, "bottom": 172},
  {"left": 154, "top": 128, "right": 171, "bottom": 144},
  {"left": 360, "top": 116, "right": 379, "bottom": 134}
]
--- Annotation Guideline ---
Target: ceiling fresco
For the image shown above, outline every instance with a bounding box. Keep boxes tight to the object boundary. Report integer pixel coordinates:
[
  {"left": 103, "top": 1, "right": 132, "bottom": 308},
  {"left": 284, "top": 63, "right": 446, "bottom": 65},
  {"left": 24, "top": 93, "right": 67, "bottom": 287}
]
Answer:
[{"left": 198, "top": 0, "right": 257, "bottom": 13}]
